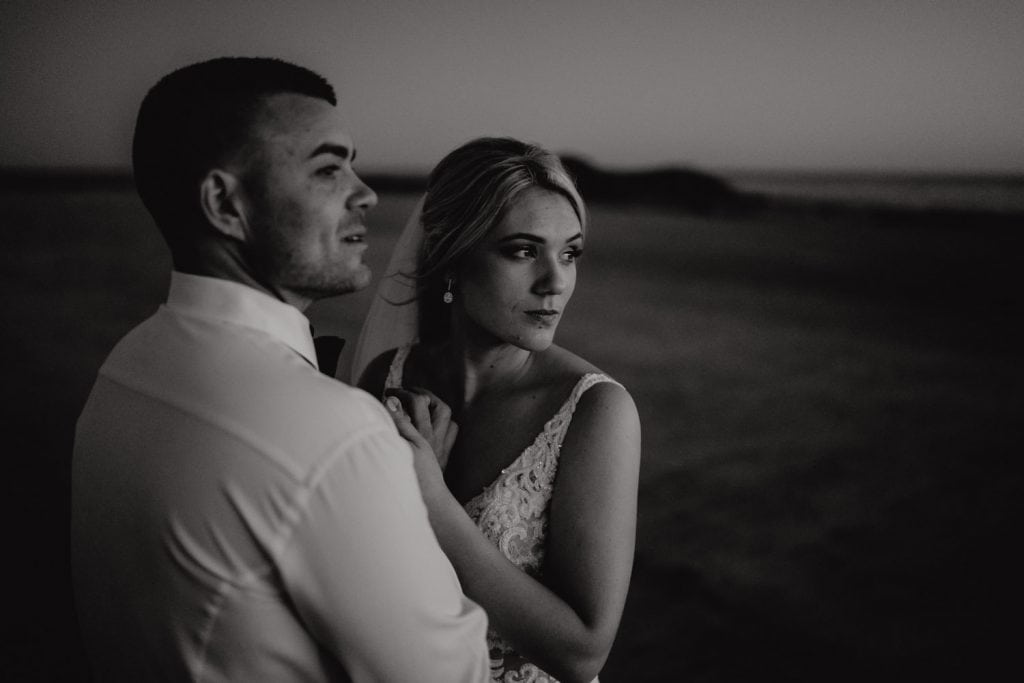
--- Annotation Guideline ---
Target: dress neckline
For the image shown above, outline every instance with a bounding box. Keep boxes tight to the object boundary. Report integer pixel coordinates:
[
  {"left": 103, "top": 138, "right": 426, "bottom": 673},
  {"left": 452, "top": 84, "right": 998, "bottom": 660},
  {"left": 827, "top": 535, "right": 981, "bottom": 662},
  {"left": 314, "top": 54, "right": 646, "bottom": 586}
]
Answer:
[
  {"left": 467, "top": 372, "right": 613, "bottom": 504},
  {"left": 385, "top": 345, "right": 614, "bottom": 502}
]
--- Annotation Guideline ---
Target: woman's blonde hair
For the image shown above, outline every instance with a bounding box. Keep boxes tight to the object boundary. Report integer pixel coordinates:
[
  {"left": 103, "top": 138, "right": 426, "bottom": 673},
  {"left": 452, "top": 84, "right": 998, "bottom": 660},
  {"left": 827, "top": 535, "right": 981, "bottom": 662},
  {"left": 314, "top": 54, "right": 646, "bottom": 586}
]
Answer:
[{"left": 415, "top": 137, "right": 586, "bottom": 342}]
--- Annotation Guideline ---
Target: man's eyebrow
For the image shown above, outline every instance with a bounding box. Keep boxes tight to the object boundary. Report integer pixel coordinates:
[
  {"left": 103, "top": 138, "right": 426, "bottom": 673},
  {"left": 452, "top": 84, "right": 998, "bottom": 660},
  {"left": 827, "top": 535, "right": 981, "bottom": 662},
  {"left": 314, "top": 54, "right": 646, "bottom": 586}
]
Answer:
[
  {"left": 498, "top": 232, "right": 583, "bottom": 244},
  {"left": 308, "top": 143, "right": 356, "bottom": 162}
]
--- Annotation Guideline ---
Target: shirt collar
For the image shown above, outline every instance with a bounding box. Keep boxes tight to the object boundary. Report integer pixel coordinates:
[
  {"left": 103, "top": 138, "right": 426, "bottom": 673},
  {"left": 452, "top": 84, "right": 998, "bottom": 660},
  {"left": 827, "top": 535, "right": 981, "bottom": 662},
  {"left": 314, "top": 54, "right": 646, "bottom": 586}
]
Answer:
[{"left": 165, "top": 271, "right": 319, "bottom": 370}]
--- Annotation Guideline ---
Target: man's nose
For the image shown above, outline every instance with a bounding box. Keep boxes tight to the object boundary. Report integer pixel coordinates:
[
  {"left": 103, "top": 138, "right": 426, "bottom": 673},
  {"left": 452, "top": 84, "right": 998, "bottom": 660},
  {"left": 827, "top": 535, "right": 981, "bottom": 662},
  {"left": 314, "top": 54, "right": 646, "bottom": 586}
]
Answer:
[{"left": 348, "top": 174, "right": 378, "bottom": 212}]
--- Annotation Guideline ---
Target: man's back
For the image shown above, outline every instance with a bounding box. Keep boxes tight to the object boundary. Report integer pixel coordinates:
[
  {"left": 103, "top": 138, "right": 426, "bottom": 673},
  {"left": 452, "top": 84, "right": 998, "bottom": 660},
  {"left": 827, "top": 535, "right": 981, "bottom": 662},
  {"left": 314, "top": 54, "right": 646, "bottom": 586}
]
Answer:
[{"left": 72, "top": 273, "right": 489, "bottom": 681}]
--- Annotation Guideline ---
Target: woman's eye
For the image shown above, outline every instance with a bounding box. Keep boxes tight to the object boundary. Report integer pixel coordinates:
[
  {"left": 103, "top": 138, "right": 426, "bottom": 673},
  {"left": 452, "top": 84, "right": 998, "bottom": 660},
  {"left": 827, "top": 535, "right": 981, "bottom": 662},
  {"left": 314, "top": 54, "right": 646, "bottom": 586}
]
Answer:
[
  {"left": 563, "top": 247, "right": 584, "bottom": 263},
  {"left": 507, "top": 246, "right": 535, "bottom": 259}
]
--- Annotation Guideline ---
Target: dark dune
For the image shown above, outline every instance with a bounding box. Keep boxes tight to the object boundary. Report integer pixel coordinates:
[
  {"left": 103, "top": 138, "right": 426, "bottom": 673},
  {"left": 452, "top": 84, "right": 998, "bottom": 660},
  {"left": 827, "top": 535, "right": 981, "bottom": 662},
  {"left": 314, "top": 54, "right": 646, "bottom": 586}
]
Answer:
[{"left": 560, "top": 155, "right": 740, "bottom": 214}]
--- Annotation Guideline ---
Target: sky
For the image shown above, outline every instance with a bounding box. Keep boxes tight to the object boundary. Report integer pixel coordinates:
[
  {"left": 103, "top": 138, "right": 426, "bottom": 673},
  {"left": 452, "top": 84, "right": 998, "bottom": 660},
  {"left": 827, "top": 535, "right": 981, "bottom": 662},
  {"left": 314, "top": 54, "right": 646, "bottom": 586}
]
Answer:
[{"left": 2, "top": 0, "right": 1023, "bottom": 174}]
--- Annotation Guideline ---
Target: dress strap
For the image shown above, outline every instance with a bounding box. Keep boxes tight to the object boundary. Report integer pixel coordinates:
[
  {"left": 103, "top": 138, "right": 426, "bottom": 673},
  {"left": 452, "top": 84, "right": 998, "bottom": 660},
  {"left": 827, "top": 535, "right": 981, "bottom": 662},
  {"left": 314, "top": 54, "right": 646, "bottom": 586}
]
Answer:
[
  {"left": 384, "top": 344, "right": 413, "bottom": 393},
  {"left": 572, "top": 373, "right": 621, "bottom": 405},
  {"left": 549, "top": 373, "right": 621, "bottom": 443}
]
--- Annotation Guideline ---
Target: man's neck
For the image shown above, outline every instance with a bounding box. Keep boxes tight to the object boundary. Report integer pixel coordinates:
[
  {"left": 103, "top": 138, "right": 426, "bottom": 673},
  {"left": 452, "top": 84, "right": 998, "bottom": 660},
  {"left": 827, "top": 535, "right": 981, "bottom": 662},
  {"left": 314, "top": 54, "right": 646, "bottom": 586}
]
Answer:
[{"left": 173, "top": 242, "right": 313, "bottom": 312}]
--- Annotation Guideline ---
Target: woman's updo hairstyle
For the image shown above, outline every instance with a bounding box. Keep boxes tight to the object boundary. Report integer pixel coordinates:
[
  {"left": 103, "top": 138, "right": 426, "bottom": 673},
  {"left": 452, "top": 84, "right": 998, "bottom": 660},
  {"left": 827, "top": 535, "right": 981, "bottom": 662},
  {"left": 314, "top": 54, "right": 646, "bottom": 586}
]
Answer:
[{"left": 415, "top": 137, "right": 586, "bottom": 343}]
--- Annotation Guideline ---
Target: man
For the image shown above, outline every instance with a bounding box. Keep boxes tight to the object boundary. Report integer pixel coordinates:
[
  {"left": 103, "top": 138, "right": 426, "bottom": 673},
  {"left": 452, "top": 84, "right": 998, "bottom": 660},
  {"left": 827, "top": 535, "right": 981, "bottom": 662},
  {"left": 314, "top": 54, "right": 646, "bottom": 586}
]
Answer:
[{"left": 71, "top": 57, "right": 490, "bottom": 681}]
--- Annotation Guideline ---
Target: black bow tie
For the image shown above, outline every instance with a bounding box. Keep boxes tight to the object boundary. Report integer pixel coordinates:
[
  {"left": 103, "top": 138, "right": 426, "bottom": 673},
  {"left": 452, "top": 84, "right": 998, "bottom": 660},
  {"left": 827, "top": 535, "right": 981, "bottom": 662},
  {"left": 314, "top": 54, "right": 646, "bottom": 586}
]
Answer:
[{"left": 312, "top": 335, "right": 346, "bottom": 377}]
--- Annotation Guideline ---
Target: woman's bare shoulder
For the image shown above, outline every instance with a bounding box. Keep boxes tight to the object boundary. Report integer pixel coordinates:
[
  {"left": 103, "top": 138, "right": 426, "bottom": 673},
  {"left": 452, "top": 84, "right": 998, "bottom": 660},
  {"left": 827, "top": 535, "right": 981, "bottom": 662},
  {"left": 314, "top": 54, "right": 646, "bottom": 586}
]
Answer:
[
  {"left": 561, "top": 372, "right": 641, "bottom": 471},
  {"left": 537, "top": 344, "right": 605, "bottom": 381},
  {"left": 531, "top": 346, "right": 637, "bottom": 423},
  {"left": 540, "top": 346, "right": 637, "bottom": 426}
]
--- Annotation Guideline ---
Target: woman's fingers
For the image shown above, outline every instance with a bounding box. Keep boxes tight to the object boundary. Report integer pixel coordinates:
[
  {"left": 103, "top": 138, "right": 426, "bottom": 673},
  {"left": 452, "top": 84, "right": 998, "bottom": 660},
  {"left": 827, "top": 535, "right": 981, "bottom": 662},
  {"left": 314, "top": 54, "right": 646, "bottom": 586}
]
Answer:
[
  {"left": 407, "top": 386, "right": 453, "bottom": 434},
  {"left": 385, "top": 395, "right": 403, "bottom": 414},
  {"left": 419, "top": 387, "right": 451, "bottom": 425},
  {"left": 385, "top": 387, "right": 459, "bottom": 467},
  {"left": 385, "top": 389, "right": 433, "bottom": 437},
  {"left": 440, "top": 421, "right": 458, "bottom": 470},
  {"left": 385, "top": 393, "right": 448, "bottom": 501},
  {"left": 408, "top": 387, "right": 458, "bottom": 463},
  {"left": 385, "top": 395, "right": 426, "bottom": 447}
]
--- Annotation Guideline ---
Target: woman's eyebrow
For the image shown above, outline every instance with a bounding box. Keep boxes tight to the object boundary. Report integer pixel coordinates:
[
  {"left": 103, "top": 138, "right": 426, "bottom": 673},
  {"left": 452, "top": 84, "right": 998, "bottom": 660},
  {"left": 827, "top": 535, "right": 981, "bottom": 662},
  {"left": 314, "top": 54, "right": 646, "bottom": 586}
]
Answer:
[
  {"left": 497, "top": 232, "right": 583, "bottom": 244},
  {"left": 498, "top": 232, "right": 543, "bottom": 244}
]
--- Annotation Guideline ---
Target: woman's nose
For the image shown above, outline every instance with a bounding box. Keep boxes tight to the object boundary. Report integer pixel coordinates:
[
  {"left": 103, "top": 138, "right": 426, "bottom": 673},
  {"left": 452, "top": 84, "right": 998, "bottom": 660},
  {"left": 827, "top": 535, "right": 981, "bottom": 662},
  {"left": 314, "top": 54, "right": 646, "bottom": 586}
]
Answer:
[{"left": 535, "top": 259, "right": 568, "bottom": 295}]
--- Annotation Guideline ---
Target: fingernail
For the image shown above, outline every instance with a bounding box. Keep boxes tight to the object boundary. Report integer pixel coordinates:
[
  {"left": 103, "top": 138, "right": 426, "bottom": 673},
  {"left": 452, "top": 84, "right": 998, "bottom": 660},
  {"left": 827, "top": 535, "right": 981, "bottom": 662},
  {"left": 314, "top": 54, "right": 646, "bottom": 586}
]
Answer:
[{"left": 386, "top": 396, "right": 402, "bottom": 412}]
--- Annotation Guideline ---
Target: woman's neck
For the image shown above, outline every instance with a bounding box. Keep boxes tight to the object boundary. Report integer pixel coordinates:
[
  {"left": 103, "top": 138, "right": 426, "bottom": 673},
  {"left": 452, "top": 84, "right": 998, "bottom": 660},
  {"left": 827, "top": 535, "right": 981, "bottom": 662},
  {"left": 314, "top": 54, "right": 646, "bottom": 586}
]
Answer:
[{"left": 432, "top": 325, "right": 535, "bottom": 408}]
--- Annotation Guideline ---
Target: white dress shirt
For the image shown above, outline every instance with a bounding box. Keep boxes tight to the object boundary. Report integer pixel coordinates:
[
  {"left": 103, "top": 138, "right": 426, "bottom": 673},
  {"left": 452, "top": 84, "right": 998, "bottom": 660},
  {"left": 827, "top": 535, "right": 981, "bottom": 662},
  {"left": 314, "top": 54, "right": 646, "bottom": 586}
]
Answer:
[{"left": 72, "top": 272, "right": 489, "bottom": 682}]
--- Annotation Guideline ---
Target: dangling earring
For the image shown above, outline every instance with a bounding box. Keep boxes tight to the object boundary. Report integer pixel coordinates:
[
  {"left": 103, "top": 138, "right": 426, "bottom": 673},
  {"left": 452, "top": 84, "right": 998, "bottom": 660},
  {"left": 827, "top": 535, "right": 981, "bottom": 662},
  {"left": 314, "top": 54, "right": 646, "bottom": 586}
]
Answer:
[{"left": 442, "top": 277, "right": 455, "bottom": 304}]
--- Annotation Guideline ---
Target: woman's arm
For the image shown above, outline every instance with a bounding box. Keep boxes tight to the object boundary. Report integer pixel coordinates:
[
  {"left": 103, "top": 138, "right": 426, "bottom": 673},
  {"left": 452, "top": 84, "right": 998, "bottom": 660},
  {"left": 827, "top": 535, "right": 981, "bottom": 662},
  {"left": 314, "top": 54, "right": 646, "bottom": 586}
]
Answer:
[{"left": 389, "top": 382, "right": 641, "bottom": 683}]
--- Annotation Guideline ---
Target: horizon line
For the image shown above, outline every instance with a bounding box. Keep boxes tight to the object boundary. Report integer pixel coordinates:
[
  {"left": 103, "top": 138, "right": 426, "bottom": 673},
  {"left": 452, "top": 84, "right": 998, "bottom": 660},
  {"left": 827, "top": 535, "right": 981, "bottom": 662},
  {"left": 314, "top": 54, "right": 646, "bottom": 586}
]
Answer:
[{"left": 3, "top": 164, "right": 1024, "bottom": 182}]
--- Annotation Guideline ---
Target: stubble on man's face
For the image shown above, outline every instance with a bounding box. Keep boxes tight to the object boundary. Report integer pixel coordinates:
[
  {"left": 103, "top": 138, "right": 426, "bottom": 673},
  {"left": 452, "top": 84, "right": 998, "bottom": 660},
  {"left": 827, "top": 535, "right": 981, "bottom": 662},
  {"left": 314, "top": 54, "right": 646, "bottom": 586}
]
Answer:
[{"left": 235, "top": 94, "right": 374, "bottom": 305}]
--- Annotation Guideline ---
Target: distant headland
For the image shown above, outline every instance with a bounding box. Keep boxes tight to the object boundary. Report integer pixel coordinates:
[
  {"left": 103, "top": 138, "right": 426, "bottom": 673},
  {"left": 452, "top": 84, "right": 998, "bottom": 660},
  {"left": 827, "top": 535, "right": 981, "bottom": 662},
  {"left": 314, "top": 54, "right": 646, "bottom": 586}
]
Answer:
[{"left": 3, "top": 161, "right": 1021, "bottom": 222}]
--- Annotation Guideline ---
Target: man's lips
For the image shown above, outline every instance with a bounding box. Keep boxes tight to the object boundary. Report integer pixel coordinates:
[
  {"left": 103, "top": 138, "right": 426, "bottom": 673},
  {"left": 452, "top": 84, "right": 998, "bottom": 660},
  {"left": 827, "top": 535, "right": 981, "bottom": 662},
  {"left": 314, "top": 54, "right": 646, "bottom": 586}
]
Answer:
[{"left": 341, "top": 226, "right": 367, "bottom": 244}]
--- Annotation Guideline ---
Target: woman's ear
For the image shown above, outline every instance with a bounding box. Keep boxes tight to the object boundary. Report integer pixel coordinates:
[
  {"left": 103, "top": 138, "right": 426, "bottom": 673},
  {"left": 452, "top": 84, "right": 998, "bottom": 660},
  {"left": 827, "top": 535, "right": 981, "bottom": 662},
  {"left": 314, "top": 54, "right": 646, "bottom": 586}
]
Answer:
[{"left": 199, "top": 169, "right": 247, "bottom": 241}]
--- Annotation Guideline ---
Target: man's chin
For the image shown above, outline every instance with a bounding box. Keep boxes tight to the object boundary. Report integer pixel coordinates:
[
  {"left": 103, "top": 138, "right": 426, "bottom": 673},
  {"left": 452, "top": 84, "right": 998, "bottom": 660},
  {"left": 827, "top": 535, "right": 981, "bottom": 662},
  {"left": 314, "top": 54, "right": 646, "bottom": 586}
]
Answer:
[
  {"left": 325, "top": 266, "right": 372, "bottom": 297},
  {"left": 348, "top": 266, "right": 373, "bottom": 292}
]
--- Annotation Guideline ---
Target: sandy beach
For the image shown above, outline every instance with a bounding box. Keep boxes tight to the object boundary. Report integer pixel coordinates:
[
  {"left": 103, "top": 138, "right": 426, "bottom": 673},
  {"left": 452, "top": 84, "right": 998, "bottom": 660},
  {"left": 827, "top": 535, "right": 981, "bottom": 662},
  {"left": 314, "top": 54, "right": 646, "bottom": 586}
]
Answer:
[{"left": 2, "top": 181, "right": 1020, "bottom": 681}]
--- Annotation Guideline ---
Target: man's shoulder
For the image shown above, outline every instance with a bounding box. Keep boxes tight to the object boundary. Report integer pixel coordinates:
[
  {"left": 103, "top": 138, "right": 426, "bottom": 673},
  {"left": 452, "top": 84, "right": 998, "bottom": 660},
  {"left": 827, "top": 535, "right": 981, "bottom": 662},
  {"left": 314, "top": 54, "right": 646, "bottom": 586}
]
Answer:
[
  {"left": 227, "top": 369, "right": 414, "bottom": 489},
  {"left": 291, "top": 371, "right": 394, "bottom": 435},
  {"left": 214, "top": 357, "right": 400, "bottom": 476},
  {"left": 98, "top": 308, "right": 402, "bottom": 479}
]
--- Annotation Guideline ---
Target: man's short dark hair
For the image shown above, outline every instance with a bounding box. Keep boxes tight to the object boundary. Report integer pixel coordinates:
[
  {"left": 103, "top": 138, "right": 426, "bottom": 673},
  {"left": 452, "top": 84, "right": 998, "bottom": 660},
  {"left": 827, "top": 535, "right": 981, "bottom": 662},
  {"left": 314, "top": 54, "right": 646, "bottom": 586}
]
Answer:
[{"left": 132, "top": 57, "right": 336, "bottom": 239}]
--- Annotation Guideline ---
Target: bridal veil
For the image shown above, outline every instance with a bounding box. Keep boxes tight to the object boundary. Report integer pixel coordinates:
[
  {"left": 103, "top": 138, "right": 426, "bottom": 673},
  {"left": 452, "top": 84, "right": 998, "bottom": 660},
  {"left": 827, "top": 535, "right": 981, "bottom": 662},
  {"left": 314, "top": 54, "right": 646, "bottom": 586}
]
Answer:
[{"left": 350, "top": 196, "right": 425, "bottom": 382}]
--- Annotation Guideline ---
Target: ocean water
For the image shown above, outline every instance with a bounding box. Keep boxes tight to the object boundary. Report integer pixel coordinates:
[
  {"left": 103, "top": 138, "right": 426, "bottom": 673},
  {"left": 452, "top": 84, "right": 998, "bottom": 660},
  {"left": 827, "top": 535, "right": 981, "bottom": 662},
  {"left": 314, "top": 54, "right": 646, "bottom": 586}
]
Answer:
[{"left": 722, "top": 171, "right": 1024, "bottom": 214}]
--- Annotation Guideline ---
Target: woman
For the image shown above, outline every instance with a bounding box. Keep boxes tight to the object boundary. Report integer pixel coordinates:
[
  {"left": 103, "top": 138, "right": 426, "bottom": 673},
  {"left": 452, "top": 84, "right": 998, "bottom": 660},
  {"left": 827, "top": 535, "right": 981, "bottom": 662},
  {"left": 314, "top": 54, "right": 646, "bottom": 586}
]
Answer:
[{"left": 354, "top": 137, "right": 641, "bottom": 683}]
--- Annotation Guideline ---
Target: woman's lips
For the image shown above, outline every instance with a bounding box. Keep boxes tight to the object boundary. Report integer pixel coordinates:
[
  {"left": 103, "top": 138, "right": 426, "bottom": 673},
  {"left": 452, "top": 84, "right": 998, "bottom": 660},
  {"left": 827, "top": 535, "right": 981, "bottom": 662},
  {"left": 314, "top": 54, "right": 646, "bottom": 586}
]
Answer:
[{"left": 525, "top": 309, "right": 559, "bottom": 325}]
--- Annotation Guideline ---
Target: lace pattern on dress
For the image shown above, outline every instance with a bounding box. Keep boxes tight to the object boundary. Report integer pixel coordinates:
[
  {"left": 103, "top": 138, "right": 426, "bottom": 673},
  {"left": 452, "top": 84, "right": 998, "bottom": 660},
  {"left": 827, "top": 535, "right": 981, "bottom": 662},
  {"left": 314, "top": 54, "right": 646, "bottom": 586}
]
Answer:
[
  {"left": 385, "top": 346, "right": 615, "bottom": 682},
  {"left": 383, "top": 345, "right": 412, "bottom": 398}
]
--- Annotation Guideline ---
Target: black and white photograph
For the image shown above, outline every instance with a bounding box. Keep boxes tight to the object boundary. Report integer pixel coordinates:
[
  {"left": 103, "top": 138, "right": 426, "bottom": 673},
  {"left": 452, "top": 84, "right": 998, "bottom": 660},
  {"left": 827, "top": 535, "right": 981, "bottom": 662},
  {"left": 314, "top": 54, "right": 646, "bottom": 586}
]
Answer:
[{"left": 2, "top": 2, "right": 1022, "bottom": 681}]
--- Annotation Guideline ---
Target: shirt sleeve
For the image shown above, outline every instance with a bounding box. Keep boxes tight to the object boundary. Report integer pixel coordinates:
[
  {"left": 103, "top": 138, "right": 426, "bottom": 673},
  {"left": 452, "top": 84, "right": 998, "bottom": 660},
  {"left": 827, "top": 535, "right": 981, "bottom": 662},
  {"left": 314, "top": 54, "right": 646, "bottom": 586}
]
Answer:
[{"left": 276, "top": 426, "right": 491, "bottom": 683}]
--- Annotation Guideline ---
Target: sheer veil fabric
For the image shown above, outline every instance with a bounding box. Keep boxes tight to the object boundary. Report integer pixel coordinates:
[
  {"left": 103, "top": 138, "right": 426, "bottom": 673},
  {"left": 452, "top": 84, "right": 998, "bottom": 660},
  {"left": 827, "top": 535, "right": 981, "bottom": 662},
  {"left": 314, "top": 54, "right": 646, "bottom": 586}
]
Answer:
[{"left": 351, "top": 196, "right": 425, "bottom": 383}]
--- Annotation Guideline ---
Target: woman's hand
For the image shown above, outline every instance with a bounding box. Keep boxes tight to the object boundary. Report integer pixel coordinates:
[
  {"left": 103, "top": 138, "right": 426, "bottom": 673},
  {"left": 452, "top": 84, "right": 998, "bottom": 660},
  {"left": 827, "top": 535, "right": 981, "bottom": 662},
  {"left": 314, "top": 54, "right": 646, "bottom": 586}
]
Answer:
[
  {"left": 384, "top": 388, "right": 458, "bottom": 503},
  {"left": 384, "top": 387, "right": 458, "bottom": 469}
]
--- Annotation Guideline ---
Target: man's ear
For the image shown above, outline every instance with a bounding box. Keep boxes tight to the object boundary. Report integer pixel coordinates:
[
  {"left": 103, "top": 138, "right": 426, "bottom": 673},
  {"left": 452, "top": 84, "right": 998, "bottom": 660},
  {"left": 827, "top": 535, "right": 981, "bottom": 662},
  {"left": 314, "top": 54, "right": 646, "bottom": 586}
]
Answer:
[{"left": 199, "top": 169, "right": 248, "bottom": 241}]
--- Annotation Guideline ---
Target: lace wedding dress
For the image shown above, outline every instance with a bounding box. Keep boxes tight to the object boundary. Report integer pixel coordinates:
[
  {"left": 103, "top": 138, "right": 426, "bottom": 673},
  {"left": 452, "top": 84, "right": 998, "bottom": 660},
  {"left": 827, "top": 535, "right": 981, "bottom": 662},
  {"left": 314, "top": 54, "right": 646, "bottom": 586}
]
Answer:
[{"left": 386, "top": 345, "right": 615, "bottom": 682}]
